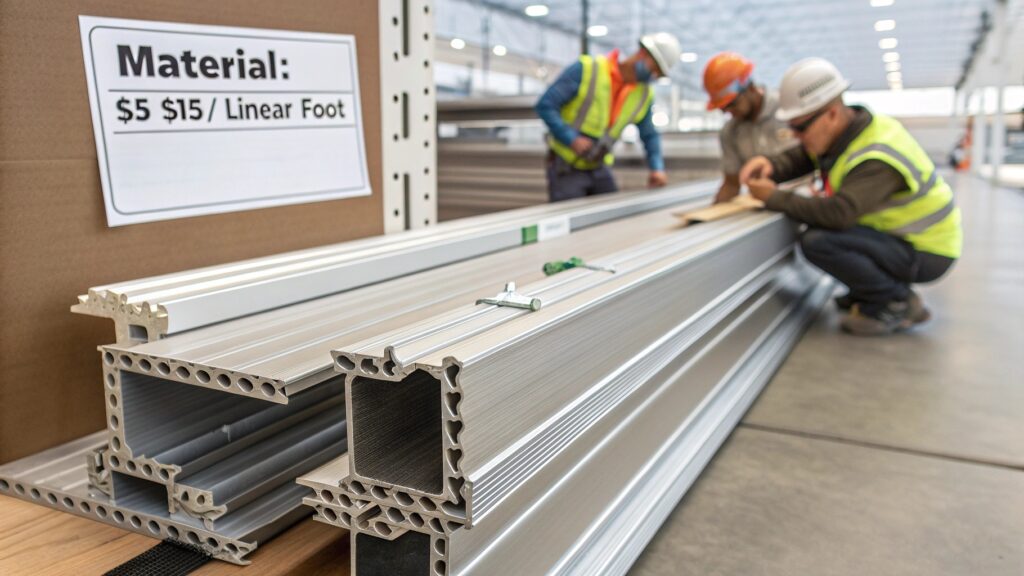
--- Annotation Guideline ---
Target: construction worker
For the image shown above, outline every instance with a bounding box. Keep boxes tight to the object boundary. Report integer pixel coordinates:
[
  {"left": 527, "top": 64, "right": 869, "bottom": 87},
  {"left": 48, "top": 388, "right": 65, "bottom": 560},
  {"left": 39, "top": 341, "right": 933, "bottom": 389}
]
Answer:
[
  {"left": 535, "top": 32, "right": 681, "bottom": 202},
  {"left": 739, "top": 58, "right": 962, "bottom": 336},
  {"left": 704, "top": 52, "right": 797, "bottom": 204}
]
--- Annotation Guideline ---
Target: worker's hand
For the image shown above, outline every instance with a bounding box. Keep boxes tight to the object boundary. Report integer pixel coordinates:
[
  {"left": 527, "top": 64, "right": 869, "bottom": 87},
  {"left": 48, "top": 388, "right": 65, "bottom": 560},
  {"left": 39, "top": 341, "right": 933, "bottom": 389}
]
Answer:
[
  {"left": 648, "top": 170, "right": 668, "bottom": 188},
  {"left": 713, "top": 188, "right": 739, "bottom": 204},
  {"left": 739, "top": 156, "right": 773, "bottom": 184},
  {"left": 714, "top": 179, "right": 741, "bottom": 204},
  {"left": 746, "top": 177, "right": 777, "bottom": 202},
  {"left": 571, "top": 136, "right": 593, "bottom": 156}
]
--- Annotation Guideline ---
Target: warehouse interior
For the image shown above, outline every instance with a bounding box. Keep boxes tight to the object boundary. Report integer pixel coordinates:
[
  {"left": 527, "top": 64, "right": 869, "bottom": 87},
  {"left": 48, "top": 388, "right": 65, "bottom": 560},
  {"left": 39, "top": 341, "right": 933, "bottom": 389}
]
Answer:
[{"left": 0, "top": 1, "right": 1022, "bottom": 575}]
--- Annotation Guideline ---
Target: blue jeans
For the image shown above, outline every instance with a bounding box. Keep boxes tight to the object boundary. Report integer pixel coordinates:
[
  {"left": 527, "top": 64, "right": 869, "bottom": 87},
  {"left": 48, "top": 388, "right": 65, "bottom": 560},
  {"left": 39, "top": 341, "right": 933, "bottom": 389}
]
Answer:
[
  {"left": 799, "top": 226, "right": 955, "bottom": 312},
  {"left": 546, "top": 154, "right": 618, "bottom": 202}
]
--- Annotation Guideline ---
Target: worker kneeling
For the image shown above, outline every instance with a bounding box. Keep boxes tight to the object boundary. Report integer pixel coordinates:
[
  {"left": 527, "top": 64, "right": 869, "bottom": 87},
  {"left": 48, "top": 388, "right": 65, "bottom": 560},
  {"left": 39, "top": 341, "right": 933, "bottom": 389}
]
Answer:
[
  {"left": 535, "top": 32, "right": 681, "bottom": 202},
  {"left": 739, "top": 58, "right": 962, "bottom": 336}
]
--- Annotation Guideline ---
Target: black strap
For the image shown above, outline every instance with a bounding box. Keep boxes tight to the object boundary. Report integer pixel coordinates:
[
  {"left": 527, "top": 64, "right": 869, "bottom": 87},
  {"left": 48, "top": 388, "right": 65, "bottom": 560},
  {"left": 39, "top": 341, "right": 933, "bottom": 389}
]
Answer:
[{"left": 105, "top": 540, "right": 212, "bottom": 576}]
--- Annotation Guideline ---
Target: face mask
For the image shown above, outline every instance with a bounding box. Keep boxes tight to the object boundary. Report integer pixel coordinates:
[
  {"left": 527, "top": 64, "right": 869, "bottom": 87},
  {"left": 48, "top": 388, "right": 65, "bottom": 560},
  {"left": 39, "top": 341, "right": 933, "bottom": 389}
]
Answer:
[{"left": 634, "top": 60, "right": 653, "bottom": 83}]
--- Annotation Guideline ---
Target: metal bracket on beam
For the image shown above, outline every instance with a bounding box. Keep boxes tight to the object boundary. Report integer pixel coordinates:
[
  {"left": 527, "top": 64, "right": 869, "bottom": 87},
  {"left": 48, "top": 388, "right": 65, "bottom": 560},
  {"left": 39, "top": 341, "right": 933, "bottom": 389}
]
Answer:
[{"left": 476, "top": 282, "right": 542, "bottom": 311}]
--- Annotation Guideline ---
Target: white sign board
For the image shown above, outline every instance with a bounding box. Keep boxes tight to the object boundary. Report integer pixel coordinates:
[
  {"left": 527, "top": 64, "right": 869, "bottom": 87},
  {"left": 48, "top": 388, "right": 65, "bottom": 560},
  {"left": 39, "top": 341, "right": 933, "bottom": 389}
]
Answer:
[{"left": 79, "top": 16, "right": 371, "bottom": 227}]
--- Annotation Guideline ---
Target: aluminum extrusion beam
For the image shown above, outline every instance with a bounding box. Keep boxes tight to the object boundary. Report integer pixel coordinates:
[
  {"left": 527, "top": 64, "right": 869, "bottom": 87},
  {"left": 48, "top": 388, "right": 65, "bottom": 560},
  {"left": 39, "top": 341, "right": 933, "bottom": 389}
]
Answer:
[
  {"left": 98, "top": 199, "right": 719, "bottom": 405},
  {"left": 335, "top": 212, "right": 796, "bottom": 525},
  {"left": 0, "top": 432, "right": 307, "bottom": 564},
  {"left": 336, "top": 268, "right": 833, "bottom": 576},
  {"left": 102, "top": 363, "right": 346, "bottom": 489},
  {"left": 74, "top": 183, "right": 714, "bottom": 343},
  {"left": 98, "top": 363, "right": 347, "bottom": 534}
]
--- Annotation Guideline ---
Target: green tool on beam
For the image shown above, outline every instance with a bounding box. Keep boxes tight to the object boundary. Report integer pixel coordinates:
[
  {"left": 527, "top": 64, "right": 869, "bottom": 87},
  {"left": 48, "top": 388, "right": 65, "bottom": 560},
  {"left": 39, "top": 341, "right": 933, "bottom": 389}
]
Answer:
[{"left": 542, "top": 257, "right": 616, "bottom": 276}]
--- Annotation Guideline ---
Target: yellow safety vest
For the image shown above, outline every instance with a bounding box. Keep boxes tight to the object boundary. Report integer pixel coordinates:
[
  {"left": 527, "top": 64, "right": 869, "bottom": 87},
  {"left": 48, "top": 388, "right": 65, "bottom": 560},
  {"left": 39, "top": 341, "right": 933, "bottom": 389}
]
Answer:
[
  {"left": 547, "top": 55, "right": 656, "bottom": 170},
  {"left": 828, "top": 113, "right": 962, "bottom": 259}
]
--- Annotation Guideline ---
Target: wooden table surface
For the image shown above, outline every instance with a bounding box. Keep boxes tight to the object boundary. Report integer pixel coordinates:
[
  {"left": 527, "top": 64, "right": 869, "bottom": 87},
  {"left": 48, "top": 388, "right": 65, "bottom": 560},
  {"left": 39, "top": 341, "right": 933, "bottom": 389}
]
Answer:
[{"left": 0, "top": 495, "right": 350, "bottom": 575}]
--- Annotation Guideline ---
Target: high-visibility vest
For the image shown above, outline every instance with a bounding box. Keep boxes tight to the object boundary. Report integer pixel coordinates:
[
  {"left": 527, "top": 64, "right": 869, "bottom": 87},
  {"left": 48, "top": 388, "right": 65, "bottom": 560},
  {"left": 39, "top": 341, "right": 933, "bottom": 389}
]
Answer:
[
  {"left": 547, "top": 55, "right": 656, "bottom": 170},
  {"left": 828, "top": 113, "right": 962, "bottom": 259}
]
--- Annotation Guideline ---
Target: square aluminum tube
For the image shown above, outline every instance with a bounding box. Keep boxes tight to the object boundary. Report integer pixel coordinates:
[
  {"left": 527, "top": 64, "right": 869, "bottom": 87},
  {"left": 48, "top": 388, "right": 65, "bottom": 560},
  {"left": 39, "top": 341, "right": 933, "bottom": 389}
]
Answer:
[
  {"left": 335, "top": 213, "right": 797, "bottom": 527},
  {"left": 95, "top": 198, "right": 721, "bottom": 408},
  {"left": 73, "top": 183, "right": 715, "bottom": 343},
  {"left": 0, "top": 432, "right": 307, "bottom": 564},
  {"left": 333, "top": 268, "right": 834, "bottom": 576}
]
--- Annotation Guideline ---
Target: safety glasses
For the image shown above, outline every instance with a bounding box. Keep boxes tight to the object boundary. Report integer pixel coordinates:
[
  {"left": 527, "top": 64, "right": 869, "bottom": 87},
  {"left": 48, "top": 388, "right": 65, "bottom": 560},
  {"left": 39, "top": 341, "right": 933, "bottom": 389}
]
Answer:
[{"left": 788, "top": 106, "right": 830, "bottom": 134}]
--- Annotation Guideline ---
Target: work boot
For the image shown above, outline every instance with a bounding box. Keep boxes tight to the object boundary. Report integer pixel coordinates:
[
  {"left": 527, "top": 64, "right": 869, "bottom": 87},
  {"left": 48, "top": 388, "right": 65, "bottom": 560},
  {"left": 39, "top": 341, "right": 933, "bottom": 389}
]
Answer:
[
  {"left": 905, "top": 290, "right": 932, "bottom": 325},
  {"left": 840, "top": 293, "right": 931, "bottom": 336}
]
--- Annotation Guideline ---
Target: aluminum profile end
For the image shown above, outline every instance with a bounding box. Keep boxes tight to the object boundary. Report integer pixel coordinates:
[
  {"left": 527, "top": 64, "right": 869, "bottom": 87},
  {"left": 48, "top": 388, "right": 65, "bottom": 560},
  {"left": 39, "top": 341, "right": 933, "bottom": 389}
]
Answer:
[
  {"left": 0, "top": 437, "right": 257, "bottom": 565},
  {"left": 350, "top": 512, "right": 451, "bottom": 576},
  {"left": 73, "top": 293, "right": 168, "bottom": 344},
  {"left": 336, "top": 351, "right": 468, "bottom": 523}
]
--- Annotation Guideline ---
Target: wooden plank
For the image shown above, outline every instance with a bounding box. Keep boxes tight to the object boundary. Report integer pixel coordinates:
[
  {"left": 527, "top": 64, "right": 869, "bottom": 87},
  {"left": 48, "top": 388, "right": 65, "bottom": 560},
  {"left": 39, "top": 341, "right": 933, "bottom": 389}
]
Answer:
[
  {"left": 0, "top": 496, "right": 154, "bottom": 576},
  {"left": 673, "top": 195, "right": 764, "bottom": 225},
  {"left": 0, "top": 495, "right": 350, "bottom": 575}
]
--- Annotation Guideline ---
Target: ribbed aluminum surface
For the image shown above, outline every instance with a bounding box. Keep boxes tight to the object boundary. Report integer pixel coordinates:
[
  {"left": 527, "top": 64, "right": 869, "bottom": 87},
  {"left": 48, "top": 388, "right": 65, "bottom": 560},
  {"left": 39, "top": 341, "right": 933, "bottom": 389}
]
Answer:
[
  {"left": 335, "top": 212, "right": 795, "bottom": 524},
  {"left": 74, "top": 183, "right": 714, "bottom": 342},
  {"left": 313, "top": 263, "right": 832, "bottom": 576}
]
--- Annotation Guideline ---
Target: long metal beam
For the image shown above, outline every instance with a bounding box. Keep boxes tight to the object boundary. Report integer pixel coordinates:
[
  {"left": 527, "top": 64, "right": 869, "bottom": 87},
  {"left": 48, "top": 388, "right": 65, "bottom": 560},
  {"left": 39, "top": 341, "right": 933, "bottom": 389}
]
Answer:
[
  {"left": 319, "top": 267, "right": 833, "bottom": 575},
  {"left": 334, "top": 212, "right": 796, "bottom": 525},
  {"left": 74, "top": 184, "right": 714, "bottom": 343}
]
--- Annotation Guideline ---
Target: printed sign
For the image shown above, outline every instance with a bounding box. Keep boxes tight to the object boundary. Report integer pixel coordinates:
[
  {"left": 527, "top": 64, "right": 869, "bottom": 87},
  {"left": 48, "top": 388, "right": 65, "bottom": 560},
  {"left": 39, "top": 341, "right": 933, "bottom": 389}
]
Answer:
[{"left": 79, "top": 16, "right": 371, "bottom": 226}]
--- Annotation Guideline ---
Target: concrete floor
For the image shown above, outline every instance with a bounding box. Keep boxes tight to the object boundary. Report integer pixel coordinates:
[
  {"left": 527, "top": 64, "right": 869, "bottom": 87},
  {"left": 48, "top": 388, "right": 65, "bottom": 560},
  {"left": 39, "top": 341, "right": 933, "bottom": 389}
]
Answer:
[{"left": 630, "top": 173, "right": 1024, "bottom": 576}]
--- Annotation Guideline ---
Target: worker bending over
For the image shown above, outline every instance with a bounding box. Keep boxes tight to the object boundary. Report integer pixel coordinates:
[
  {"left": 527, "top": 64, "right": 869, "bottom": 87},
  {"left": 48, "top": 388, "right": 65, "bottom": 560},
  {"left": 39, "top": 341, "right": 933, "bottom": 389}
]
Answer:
[
  {"left": 703, "top": 52, "right": 797, "bottom": 204},
  {"left": 535, "top": 33, "right": 681, "bottom": 202},
  {"left": 739, "top": 58, "right": 962, "bottom": 336}
]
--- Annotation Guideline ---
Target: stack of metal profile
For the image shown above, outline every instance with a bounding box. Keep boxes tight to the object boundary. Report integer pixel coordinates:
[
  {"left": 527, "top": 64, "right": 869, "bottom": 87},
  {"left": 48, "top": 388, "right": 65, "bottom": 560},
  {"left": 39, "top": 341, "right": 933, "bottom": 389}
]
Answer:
[
  {"left": 304, "top": 211, "right": 833, "bottom": 575},
  {"left": 0, "top": 182, "right": 722, "bottom": 565}
]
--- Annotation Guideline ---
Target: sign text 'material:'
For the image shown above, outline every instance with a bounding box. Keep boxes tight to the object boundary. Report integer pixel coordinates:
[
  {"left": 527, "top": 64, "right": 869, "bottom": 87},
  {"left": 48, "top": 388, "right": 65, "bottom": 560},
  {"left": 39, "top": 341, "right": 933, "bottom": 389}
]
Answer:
[{"left": 79, "top": 16, "right": 371, "bottom": 227}]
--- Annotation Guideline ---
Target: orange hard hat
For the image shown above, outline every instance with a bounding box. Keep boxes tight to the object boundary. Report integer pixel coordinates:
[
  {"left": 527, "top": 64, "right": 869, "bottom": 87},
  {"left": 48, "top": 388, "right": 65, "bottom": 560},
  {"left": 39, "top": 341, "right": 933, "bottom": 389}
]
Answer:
[{"left": 703, "top": 52, "right": 755, "bottom": 111}]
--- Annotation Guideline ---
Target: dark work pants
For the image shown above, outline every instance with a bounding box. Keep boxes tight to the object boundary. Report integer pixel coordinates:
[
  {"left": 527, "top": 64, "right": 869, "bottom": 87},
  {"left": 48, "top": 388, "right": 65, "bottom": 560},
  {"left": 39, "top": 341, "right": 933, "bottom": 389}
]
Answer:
[
  {"left": 546, "top": 154, "right": 618, "bottom": 202},
  {"left": 799, "top": 226, "right": 955, "bottom": 312}
]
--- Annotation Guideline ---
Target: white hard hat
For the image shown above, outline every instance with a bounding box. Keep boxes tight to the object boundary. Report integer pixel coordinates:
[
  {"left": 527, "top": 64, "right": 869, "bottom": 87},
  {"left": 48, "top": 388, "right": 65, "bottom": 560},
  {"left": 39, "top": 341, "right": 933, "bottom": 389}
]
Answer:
[
  {"left": 775, "top": 57, "right": 851, "bottom": 121},
  {"left": 640, "top": 32, "right": 682, "bottom": 76}
]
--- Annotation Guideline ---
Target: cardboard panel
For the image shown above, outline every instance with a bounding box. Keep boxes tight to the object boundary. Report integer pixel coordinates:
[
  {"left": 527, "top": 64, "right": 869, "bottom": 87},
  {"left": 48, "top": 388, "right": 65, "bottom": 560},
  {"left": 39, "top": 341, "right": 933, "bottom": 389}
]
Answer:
[{"left": 0, "top": 0, "right": 383, "bottom": 462}]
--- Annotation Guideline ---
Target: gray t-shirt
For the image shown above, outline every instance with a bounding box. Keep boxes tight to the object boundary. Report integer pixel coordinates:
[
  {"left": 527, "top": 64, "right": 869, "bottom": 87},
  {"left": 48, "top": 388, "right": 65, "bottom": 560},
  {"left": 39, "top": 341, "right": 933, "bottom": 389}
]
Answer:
[{"left": 719, "top": 88, "right": 797, "bottom": 175}]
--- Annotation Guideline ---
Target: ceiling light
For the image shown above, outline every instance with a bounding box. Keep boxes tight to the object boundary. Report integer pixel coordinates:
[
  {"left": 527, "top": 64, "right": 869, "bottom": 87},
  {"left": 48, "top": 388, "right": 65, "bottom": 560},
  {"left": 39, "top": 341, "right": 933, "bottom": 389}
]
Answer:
[
  {"left": 492, "top": 44, "right": 507, "bottom": 56},
  {"left": 878, "top": 37, "right": 898, "bottom": 49},
  {"left": 885, "top": 61, "right": 901, "bottom": 72},
  {"left": 524, "top": 4, "right": 549, "bottom": 17},
  {"left": 680, "top": 52, "right": 698, "bottom": 63},
  {"left": 874, "top": 19, "right": 896, "bottom": 31},
  {"left": 449, "top": 38, "right": 465, "bottom": 50},
  {"left": 882, "top": 51, "right": 900, "bottom": 62},
  {"left": 587, "top": 25, "right": 608, "bottom": 37},
  {"left": 889, "top": 82, "right": 903, "bottom": 91},
  {"left": 886, "top": 71, "right": 903, "bottom": 82},
  {"left": 871, "top": 0, "right": 895, "bottom": 6}
]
